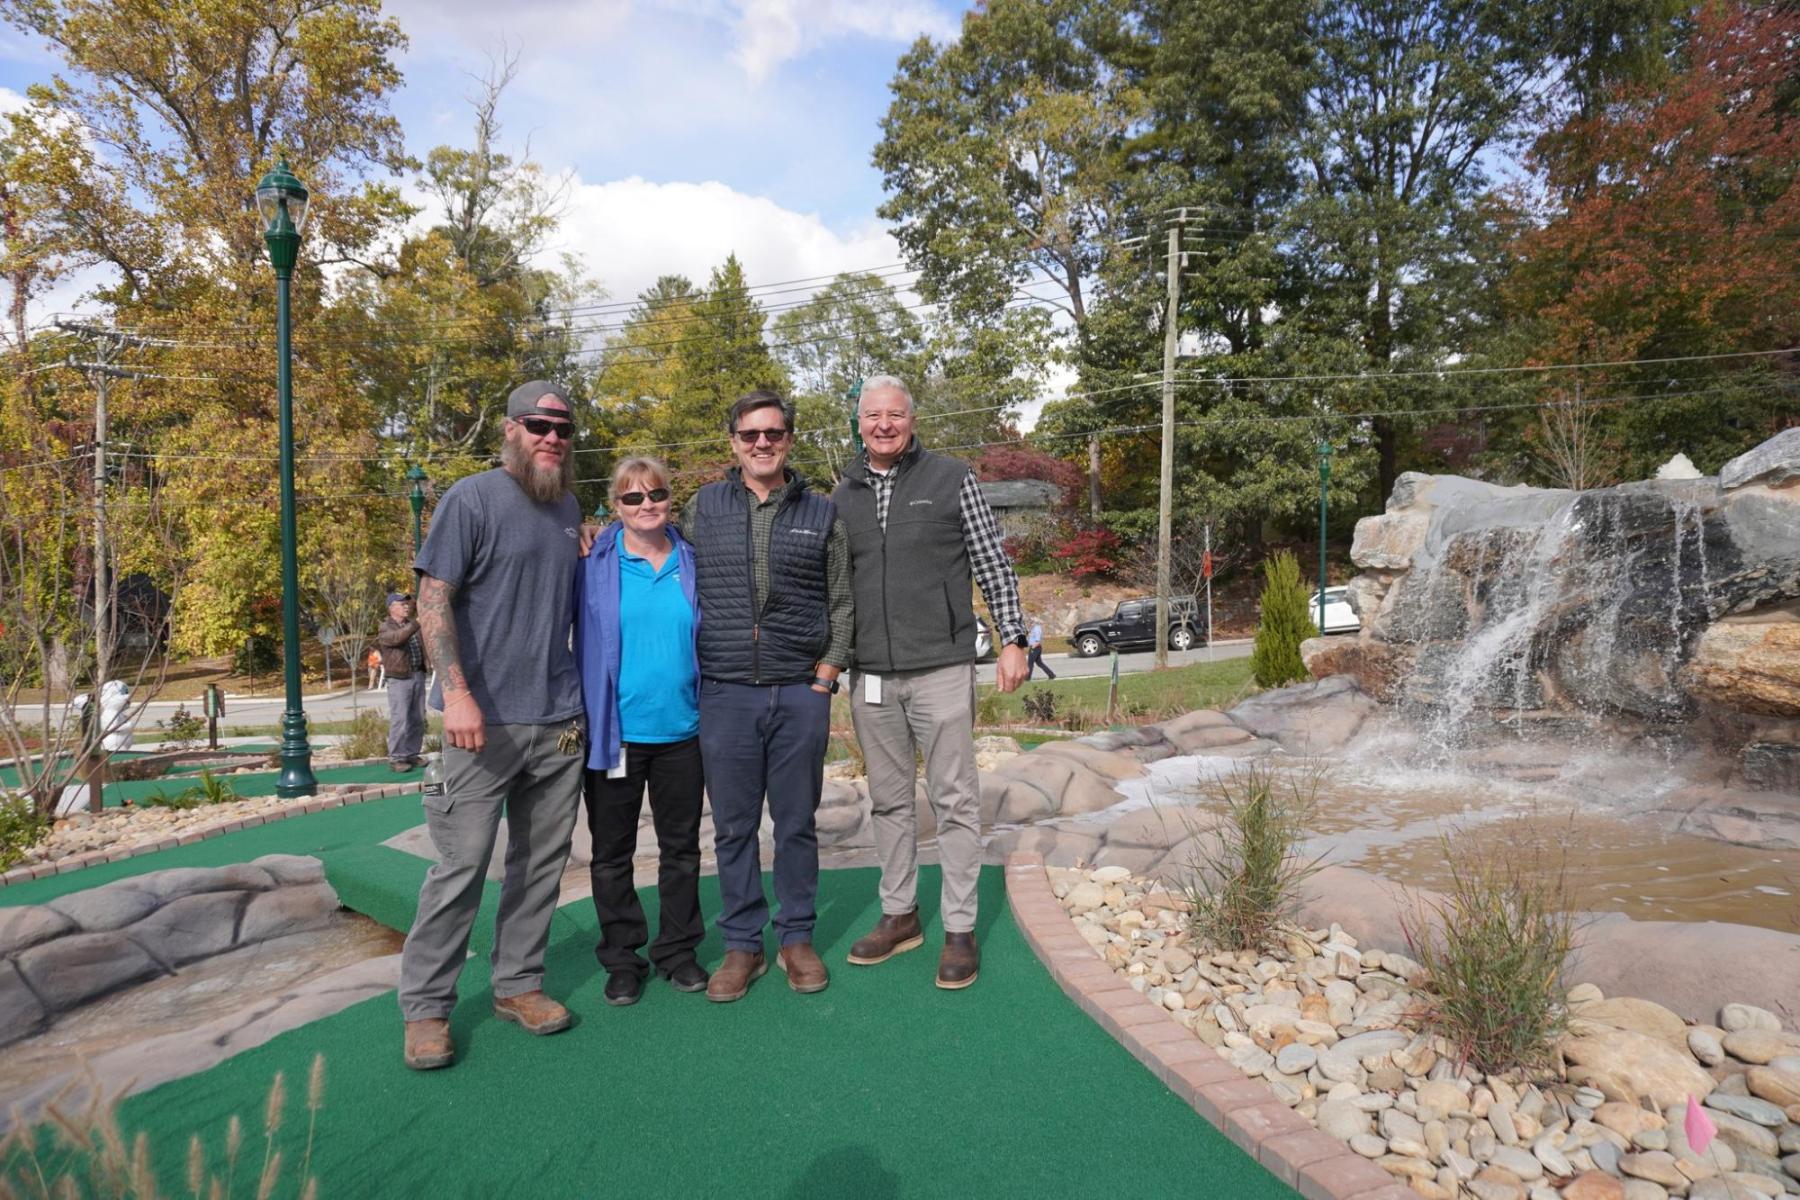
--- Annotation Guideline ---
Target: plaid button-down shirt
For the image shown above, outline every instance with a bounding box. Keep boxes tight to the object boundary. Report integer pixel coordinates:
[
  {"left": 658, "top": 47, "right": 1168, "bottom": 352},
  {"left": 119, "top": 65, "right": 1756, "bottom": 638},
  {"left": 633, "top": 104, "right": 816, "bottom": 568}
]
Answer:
[{"left": 863, "top": 454, "right": 1025, "bottom": 646}]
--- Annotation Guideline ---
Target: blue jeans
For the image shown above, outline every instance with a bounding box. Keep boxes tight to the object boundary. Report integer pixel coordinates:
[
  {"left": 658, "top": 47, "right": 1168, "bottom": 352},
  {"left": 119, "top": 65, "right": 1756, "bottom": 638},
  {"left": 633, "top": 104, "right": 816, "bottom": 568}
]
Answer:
[{"left": 698, "top": 680, "right": 831, "bottom": 952}]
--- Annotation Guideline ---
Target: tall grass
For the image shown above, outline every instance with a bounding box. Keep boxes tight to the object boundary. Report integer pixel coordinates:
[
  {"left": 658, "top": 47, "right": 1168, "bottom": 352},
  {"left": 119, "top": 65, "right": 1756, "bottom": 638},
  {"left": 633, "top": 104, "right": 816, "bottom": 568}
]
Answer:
[
  {"left": 337, "top": 711, "right": 388, "bottom": 761},
  {"left": 1182, "top": 761, "right": 1327, "bottom": 952},
  {"left": 1400, "top": 820, "right": 1578, "bottom": 1075},
  {"left": 1, "top": 1059, "right": 325, "bottom": 1199}
]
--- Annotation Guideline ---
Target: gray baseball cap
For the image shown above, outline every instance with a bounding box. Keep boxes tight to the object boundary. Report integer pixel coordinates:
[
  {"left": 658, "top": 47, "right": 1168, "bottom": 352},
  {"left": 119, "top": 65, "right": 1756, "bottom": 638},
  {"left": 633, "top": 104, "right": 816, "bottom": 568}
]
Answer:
[{"left": 506, "top": 380, "right": 572, "bottom": 418}]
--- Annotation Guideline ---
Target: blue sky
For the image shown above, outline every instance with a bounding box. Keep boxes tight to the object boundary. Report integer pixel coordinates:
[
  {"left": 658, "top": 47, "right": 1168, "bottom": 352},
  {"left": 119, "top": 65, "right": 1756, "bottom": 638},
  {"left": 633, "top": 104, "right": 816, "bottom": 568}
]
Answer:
[{"left": 0, "top": 0, "right": 968, "bottom": 313}]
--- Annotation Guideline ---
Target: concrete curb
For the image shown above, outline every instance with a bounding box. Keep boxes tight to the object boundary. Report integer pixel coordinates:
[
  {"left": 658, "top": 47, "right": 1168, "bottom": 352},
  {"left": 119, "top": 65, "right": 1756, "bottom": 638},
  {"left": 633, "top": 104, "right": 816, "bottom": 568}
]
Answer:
[
  {"left": 1004, "top": 850, "right": 1421, "bottom": 1200},
  {"left": 2, "top": 782, "right": 421, "bottom": 890}
]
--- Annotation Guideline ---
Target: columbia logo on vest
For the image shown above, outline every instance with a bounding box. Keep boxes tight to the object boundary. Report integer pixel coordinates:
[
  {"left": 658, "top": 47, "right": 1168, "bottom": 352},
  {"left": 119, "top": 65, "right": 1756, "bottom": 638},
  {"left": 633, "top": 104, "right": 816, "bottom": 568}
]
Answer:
[
  {"left": 563, "top": 527, "right": 579, "bottom": 538},
  {"left": 787, "top": 527, "right": 824, "bottom": 536}
]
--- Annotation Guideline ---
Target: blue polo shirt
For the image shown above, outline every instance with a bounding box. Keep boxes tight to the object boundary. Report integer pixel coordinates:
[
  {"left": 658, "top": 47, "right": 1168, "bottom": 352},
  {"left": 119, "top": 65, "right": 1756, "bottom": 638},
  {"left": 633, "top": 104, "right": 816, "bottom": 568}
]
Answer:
[{"left": 617, "top": 528, "right": 699, "bottom": 743}]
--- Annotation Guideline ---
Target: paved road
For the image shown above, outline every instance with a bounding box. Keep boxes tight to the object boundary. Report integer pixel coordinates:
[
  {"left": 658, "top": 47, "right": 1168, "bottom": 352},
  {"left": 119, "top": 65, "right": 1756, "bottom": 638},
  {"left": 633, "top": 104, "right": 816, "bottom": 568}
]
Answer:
[
  {"left": 974, "top": 638, "right": 1252, "bottom": 685},
  {"left": 109, "top": 638, "right": 1255, "bottom": 729}
]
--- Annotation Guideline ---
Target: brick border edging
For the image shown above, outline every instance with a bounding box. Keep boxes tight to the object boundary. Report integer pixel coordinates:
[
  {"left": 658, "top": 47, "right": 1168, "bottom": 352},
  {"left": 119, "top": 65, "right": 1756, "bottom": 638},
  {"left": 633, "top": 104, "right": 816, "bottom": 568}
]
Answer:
[
  {"left": 1, "top": 782, "right": 421, "bottom": 890},
  {"left": 1004, "top": 851, "right": 1422, "bottom": 1200}
]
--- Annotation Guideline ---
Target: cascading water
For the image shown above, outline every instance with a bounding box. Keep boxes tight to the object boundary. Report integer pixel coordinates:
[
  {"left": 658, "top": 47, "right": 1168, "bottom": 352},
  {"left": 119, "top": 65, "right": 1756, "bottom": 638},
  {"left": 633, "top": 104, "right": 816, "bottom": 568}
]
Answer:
[{"left": 1400, "top": 488, "right": 1720, "bottom": 757}]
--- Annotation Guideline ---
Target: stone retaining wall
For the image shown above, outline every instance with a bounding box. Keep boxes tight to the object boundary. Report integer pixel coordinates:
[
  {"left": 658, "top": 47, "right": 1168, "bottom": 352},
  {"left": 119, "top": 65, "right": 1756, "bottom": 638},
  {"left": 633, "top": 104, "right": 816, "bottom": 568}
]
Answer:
[{"left": 0, "top": 854, "right": 340, "bottom": 1047}]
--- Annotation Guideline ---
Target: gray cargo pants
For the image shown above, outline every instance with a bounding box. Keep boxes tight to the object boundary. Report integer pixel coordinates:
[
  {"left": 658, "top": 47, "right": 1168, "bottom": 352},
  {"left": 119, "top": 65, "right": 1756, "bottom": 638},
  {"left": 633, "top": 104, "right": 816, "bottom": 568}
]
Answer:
[
  {"left": 397, "top": 721, "right": 583, "bottom": 1021},
  {"left": 849, "top": 662, "right": 982, "bottom": 933},
  {"left": 385, "top": 675, "right": 426, "bottom": 763}
]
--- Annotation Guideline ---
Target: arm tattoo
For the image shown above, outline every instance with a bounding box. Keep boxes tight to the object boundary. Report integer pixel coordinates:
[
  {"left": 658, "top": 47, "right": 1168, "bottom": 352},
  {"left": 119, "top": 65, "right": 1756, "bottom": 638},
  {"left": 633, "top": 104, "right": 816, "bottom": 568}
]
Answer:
[{"left": 416, "top": 575, "right": 469, "bottom": 698}]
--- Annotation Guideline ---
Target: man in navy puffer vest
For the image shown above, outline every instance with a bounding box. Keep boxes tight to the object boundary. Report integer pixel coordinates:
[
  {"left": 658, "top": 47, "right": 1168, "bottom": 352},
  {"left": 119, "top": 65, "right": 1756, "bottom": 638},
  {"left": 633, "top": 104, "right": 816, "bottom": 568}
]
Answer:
[{"left": 686, "top": 390, "right": 854, "bottom": 1002}]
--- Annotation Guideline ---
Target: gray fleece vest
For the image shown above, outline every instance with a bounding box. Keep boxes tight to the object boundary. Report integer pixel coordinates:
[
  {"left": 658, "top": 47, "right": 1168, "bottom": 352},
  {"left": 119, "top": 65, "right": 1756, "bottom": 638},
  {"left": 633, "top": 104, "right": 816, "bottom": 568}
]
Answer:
[{"left": 834, "top": 446, "right": 976, "bottom": 674}]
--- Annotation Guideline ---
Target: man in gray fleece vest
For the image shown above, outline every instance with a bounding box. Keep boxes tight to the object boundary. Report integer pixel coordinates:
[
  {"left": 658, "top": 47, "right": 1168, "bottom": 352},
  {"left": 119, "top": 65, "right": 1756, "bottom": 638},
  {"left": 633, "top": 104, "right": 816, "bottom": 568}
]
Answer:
[{"left": 833, "top": 374, "right": 1027, "bottom": 989}]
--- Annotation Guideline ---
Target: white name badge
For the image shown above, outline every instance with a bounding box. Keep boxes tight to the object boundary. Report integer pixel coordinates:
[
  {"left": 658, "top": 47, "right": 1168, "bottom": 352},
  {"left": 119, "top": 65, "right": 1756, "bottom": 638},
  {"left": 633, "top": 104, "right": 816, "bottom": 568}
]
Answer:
[{"left": 864, "top": 673, "right": 882, "bottom": 705}]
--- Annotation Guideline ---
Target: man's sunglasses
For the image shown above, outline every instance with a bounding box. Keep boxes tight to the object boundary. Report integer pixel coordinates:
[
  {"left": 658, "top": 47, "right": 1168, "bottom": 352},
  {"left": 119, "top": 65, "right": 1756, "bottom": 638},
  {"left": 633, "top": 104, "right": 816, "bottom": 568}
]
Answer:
[
  {"left": 617, "top": 488, "right": 670, "bottom": 507},
  {"left": 516, "top": 415, "right": 575, "bottom": 440},
  {"left": 732, "top": 428, "right": 789, "bottom": 445}
]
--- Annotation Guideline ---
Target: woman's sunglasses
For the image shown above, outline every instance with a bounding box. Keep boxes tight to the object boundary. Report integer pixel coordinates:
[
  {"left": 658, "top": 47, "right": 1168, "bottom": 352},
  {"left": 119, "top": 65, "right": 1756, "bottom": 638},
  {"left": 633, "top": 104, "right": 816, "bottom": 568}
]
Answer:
[{"left": 617, "top": 488, "right": 671, "bottom": 507}]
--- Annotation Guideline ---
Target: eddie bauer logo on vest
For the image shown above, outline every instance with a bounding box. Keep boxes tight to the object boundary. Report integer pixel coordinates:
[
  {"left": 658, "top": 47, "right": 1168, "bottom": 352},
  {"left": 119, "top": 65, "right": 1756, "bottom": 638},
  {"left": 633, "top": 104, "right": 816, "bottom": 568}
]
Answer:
[
  {"left": 787, "top": 527, "right": 823, "bottom": 536},
  {"left": 908, "top": 498, "right": 933, "bottom": 506}
]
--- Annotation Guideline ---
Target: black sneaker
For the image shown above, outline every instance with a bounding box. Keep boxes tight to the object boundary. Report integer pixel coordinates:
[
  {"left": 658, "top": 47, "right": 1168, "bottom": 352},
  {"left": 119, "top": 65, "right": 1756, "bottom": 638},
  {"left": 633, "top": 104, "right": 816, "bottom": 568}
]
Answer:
[
  {"left": 603, "top": 972, "right": 645, "bottom": 1007},
  {"left": 662, "top": 960, "right": 710, "bottom": 993}
]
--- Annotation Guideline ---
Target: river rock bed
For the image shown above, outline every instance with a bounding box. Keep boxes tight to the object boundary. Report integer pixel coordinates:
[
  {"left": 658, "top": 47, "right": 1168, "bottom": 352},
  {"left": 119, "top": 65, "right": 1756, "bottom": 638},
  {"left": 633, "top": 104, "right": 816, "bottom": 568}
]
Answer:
[{"left": 1053, "top": 864, "right": 1800, "bottom": 1200}]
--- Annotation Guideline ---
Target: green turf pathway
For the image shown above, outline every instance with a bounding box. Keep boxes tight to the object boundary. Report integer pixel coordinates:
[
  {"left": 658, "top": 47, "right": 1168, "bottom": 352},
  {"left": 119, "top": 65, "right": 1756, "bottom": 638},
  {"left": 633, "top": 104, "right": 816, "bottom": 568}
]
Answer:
[{"left": 3, "top": 800, "right": 1298, "bottom": 1199}]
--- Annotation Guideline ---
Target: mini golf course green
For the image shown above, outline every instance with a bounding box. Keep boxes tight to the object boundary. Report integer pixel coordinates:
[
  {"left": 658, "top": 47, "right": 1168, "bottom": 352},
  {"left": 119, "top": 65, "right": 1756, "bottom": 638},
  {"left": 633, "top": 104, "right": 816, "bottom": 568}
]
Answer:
[{"left": 3, "top": 799, "right": 1298, "bottom": 1198}]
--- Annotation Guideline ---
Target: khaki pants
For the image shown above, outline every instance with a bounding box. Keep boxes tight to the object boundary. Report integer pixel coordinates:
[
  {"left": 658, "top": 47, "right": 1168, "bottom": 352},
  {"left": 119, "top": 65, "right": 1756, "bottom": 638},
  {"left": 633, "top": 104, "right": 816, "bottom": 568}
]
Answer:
[{"left": 849, "top": 662, "right": 981, "bottom": 933}]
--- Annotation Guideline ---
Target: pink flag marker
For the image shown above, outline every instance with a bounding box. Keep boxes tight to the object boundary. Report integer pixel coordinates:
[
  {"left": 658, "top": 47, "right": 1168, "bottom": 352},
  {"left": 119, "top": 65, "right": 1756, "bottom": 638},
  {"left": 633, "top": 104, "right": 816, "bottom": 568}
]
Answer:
[{"left": 1685, "top": 1094, "right": 1717, "bottom": 1154}]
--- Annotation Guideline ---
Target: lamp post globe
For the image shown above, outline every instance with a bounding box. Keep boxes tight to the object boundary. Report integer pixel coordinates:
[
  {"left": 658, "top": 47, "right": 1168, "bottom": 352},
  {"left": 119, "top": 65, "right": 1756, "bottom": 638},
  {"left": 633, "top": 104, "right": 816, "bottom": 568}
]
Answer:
[
  {"left": 406, "top": 463, "right": 428, "bottom": 553},
  {"left": 257, "top": 157, "right": 316, "bottom": 798}
]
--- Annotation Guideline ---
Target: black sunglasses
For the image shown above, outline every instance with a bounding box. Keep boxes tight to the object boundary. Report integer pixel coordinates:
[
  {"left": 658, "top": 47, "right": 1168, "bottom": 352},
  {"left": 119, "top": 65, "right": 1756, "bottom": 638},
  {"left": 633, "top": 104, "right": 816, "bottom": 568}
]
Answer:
[
  {"left": 617, "top": 488, "right": 670, "bottom": 507},
  {"left": 731, "top": 427, "right": 789, "bottom": 445},
  {"left": 516, "top": 415, "right": 575, "bottom": 440}
]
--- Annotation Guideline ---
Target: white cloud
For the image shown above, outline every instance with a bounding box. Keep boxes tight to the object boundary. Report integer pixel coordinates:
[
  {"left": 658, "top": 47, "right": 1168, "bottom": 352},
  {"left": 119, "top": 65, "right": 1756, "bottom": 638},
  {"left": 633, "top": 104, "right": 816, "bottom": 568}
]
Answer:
[
  {"left": 731, "top": 0, "right": 956, "bottom": 82},
  {"left": 542, "top": 174, "right": 900, "bottom": 311}
]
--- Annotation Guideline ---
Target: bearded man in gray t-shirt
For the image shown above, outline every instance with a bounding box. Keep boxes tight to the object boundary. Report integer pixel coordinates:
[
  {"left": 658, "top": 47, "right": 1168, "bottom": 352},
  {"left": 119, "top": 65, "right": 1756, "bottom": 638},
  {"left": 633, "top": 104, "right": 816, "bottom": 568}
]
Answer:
[{"left": 398, "top": 380, "right": 588, "bottom": 1071}]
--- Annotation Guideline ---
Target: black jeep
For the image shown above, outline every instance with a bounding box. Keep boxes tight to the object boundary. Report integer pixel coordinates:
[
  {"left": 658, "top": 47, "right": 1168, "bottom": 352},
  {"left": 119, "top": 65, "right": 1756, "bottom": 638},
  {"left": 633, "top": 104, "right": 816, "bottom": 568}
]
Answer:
[{"left": 1068, "top": 595, "right": 1204, "bottom": 657}]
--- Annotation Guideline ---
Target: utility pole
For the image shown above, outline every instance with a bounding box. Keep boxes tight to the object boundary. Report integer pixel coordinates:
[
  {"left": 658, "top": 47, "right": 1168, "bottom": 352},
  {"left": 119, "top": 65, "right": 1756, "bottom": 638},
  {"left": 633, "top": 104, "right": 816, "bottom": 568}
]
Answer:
[
  {"left": 1155, "top": 216, "right": 1184, "bottom": 669},
  {"left": 1088, "top": 432, "right": 1101, "bottom": 521},
  {"left": 60, "top": 320, "right": 180, "bottom": 812}
]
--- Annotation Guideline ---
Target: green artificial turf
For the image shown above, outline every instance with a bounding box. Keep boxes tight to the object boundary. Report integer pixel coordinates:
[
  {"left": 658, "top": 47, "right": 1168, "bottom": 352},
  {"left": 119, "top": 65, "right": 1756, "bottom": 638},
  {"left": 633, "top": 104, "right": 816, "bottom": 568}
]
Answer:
[{"left": 3, "top": 804, "right": 1297, "bottom": 1198}]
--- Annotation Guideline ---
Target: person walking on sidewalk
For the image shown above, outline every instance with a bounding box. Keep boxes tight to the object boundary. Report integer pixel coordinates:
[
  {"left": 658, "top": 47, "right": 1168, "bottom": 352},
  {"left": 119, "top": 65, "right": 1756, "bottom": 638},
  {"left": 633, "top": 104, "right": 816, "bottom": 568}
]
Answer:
[
  {"left": 1026, "top": 618, "right": 1056, "bottom": 681},
  {"left": 834, "top": 374, "right": 1028, "bottom": 990},
  {"left": 687, "top": 390, "right": 853, "bottom": 1003},
  {"left": 397, "top": 380, "right": 588, "bottom": 1070},
  {"left": 378, "top": 592, "right": 429, "bottom": 771},
  {"left": 575, "top": 455, "right": 709, "bottom": 1007}
]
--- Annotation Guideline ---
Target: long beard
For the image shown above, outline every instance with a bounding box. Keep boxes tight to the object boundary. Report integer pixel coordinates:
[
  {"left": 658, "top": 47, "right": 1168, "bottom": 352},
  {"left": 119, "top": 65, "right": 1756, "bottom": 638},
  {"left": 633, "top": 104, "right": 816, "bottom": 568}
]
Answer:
[{"left": 501, "top": 437, "right": 574, "bottom": 503}]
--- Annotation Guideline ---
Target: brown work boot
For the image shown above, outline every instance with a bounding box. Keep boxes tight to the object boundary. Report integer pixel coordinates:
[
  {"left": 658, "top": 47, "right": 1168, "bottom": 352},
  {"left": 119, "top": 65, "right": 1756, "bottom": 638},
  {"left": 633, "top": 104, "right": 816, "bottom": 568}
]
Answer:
[
  {"left": 774, "top": 941, "right": 830, "bottom": 994},
  {"left": 402, "top": 1018, "right": 454, "bottom": 1070},
  {"left": 846, "top": 908, "right": 924, "bottom": 965},
  {"left": 492, "top": 990, "right": 572, "bottom": 1035},
  {"left": 936, "top": 932, "right": 979, "bottom": 990},
  {"left": 706, "top": 949, "right": 767, "bottom": 1003}
]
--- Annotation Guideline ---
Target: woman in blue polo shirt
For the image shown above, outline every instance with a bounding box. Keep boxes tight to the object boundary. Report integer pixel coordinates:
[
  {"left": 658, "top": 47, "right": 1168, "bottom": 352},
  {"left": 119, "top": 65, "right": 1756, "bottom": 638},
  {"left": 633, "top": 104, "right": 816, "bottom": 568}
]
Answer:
[{"left": 575, "top": 455, "right": 707, "bottom": 1005}]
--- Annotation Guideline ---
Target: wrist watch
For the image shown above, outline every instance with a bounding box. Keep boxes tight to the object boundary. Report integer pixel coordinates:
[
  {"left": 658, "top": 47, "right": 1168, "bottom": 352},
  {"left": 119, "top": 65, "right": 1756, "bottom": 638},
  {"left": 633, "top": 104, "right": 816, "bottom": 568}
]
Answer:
[{"left": 812, "top": 675, "right": 841, "bottom": 694}]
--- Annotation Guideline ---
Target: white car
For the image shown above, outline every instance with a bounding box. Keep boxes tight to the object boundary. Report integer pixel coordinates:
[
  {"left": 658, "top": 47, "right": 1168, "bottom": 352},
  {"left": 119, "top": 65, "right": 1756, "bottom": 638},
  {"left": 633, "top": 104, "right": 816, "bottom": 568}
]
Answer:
[{"left": 1309, "top": 587, "right": 1360, "bottom": 634}]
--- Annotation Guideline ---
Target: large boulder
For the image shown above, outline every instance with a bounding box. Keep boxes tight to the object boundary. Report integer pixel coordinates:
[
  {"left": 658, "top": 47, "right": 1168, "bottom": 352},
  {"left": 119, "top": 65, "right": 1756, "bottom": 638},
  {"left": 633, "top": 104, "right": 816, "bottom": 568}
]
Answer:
[
  {"left": 1562, "top": 1028, "right": 1717, "bottom": 1109},
  {"left": 1301, "top": 637, "right": 1416, "bottom": 702},
  {"left": 0, "top": 960, "right": 49, "bottom": 1046},
  {"left": 45, "top": 881, "right": 160, "bottom": 932},
  {"left": 14, "top": 930, "right": 166, "bottom": 1012},
  {"left": 1226, "top": 675, "right": 1375, "bottom": 753},
  {"left": 1721, "top": 427, "right": 1800, "bottom": 490},
  {"left": 1351, "top": 510, "right": 1430, "bottom": 571},
  {"left": 126, "top": 891, "right": 250, "bottom": 967},
  {"left": 0, "top": 905, "right": 74, "bottom": 957},
  {"left": 1682, "top": 611, "right": 1800, "bottom": 717}
]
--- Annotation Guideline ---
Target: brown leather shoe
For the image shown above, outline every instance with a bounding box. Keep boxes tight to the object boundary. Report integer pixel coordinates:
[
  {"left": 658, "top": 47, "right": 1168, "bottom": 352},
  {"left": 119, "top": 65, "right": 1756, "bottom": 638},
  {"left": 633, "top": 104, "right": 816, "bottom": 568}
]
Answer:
[
  {"left": 403, "top": 1018, "right": 454, "bottom": 1070},
  {"left": 774, "top": 941, "right": 830, "bottom": 993},
  {"left": 706, "top": 950, "right": 767, "bottom": 1003},
  {"left": 846, "top": 908, "right": 923, "bottom": 965},
  {"left": 936, "top": 932, "right": 979, "bottom": 990},
  {"left": 492, "top": 990, "right": 571, "bottom": 1035}
]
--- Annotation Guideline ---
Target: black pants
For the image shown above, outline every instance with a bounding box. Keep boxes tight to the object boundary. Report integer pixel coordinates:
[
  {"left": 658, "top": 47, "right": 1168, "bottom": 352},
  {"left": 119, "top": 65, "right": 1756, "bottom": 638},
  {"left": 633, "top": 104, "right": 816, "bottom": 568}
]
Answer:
[
  {"left": 1026, "top": 646, "right": 1056, "bottom": 679},
  {"left": 583, "top": 737, "right": 704, "bottom": 979}
]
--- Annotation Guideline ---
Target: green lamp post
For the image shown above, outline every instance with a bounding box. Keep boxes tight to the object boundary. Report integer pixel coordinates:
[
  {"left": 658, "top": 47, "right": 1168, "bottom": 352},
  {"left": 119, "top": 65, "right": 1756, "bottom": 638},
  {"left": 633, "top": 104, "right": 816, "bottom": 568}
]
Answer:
[
  {"left": 406, "top": 463, "right": 428, "bottom": 553},
  {"left": 256, "top": 158, "right": 316, "bottom": 798},
  {"left": 1316, "top": 438, "right": 1333, "bottom": 635}
]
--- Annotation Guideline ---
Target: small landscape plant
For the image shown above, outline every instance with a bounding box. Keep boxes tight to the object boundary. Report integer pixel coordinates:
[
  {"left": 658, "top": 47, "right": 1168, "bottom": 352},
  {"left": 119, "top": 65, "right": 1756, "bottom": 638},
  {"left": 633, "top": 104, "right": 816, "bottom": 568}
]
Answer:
[
  {"left": 339, "top": 709, "right": 390, "bottom": 760},
  {"left": 157, "top": 704, "right": 205, "bottom": 750},
  {"left": 1399, "top": 820, "right": 1578, "bottom": 1076},
  {"left": 1251, "top": 550, "right": 1318, "bottom": 688},
  {"left": 1182, "top": 760, "right": 1327, "bottom": 953},
  {"left": 0, "top": 1056, "right": 326, "bottom": 1198},
  {"left": 0, "top": 791, "right": 50, "bottom": 870},
  {"left": 144, "top": 768, "right": 237, "bottom": 811},
  {"left": 1020, "top": 688, "right": 1059, "bottom": 725}
]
